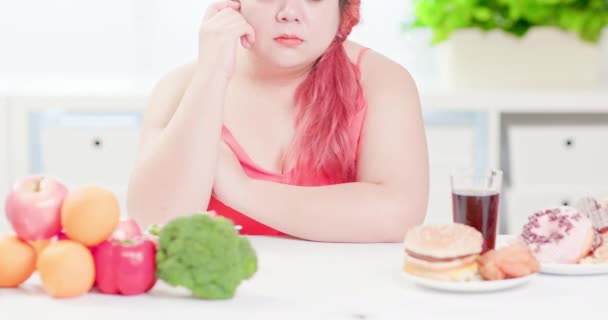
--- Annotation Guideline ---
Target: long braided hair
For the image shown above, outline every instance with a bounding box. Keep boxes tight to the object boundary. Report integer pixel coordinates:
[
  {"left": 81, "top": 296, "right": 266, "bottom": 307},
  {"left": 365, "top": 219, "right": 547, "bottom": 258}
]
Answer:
[{"left": 288, "top": 0, "right": 363, "bottom": 185}]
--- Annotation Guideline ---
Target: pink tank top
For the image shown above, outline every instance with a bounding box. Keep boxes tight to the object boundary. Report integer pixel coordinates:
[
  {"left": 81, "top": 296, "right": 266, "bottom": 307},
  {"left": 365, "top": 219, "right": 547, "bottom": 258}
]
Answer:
[{"left": 208, "top": 47, "right": 369, "bottom": 236}]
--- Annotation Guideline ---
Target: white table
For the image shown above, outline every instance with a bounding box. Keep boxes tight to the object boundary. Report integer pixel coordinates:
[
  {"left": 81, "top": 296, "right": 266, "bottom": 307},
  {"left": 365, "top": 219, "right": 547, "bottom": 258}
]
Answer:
[{"left": 1, "top": 236, "right": 606, "bottom": 320}]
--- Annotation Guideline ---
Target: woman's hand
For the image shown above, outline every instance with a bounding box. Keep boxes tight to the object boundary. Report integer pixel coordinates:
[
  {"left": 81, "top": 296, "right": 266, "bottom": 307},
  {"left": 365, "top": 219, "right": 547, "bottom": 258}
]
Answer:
[
  {"left": 212, "top": 143, "right": 251, "bottom": 204},
  {"left": 198, "top": 0, "right": 256, "bottom": 79}
]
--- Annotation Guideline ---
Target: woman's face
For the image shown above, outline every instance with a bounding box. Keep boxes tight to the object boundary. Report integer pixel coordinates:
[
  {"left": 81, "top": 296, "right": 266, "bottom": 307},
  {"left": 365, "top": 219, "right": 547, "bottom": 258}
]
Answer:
[{"left": 240, "top": 0, "right": 342, "bottom": 68}]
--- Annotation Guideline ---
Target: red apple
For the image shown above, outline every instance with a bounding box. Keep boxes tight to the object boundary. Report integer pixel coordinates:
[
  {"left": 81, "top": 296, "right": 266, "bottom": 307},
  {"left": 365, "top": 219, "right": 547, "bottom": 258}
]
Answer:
[
  {"left": 109, "top": 218, "right": 142, "bottom": 241},
  {"left": 5, "top": 175, "right": 68, "bottom": 241}
]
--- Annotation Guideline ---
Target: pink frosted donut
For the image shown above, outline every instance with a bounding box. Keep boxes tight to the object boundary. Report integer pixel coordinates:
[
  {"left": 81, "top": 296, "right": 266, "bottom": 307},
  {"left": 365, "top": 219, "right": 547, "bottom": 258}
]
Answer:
[{"left": 520, "top": 206, "right": 595, "bottom": 264}]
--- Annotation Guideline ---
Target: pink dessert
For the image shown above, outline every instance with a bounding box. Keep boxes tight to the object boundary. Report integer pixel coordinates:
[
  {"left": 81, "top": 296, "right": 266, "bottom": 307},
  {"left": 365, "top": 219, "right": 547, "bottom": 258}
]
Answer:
[{"left": 520, "top": 206, "right": 595, "bottom": 264}]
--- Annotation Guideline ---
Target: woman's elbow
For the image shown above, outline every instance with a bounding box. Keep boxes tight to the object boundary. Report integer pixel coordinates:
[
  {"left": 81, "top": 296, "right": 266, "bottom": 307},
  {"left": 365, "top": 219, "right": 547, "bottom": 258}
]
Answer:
[
  {"left": 126, "top": 172, "right": 166, "bottom": 226},
  {"left": 126, "top": 179, "right": 150, "bottom": 225},
  {"left": 384, "top": 193, "right": 428, "bottom": 243}
]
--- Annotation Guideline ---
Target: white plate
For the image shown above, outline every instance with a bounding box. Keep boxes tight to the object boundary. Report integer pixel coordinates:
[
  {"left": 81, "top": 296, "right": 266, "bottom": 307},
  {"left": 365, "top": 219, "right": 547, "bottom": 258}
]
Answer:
[
  {"left": 540, "top": 263, "right": 608, "bottom": 275},
  {"left": 401, "top": 271, "right": 536, "bottom": 293}
]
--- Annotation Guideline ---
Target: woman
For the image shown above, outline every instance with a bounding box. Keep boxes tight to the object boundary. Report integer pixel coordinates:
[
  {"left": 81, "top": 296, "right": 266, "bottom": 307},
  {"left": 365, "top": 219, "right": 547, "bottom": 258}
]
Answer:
[{"left": 127, "top": 0, "right": 429, "bottom": 243}]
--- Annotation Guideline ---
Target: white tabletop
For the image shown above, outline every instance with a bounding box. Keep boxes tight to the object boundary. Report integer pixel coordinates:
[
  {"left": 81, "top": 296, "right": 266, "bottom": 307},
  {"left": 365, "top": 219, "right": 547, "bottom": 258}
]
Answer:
[{"left": 1, "top": 235, "right": 606, "bottom": 320}]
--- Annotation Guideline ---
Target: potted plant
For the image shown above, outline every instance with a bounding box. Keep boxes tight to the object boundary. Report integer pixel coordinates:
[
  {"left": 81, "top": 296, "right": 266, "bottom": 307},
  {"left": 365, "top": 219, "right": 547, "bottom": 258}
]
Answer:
[{"left": 409, "top": 0, "right": 608, "bottom": 89}]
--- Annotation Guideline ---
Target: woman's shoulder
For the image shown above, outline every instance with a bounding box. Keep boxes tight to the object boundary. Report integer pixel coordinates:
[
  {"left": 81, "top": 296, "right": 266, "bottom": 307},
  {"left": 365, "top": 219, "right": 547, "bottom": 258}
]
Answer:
[
  {"left": 154, "top": 62, "right": 199, "bottom": 92},
  {"left": 151, "top": 61, "right": 199, "bottom": 96},
  {"left": 141, "top": 62, "right": 199, "bottom": 123},
  {"left": 344, "top": 41, "right": 419, "bottom": 107}
]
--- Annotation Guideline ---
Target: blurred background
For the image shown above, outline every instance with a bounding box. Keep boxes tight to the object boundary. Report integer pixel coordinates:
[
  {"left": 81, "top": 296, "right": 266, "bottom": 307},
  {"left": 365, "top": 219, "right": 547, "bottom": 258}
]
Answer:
[{"left": 1, "top": 0, "right": 607, "bottom": 234}]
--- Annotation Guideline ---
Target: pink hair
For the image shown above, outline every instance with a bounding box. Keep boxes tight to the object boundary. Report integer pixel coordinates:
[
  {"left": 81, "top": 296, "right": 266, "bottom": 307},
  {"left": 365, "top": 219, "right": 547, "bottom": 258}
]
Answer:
[{"left": 287, "top": 0, "right": 363, "bottom": 185}]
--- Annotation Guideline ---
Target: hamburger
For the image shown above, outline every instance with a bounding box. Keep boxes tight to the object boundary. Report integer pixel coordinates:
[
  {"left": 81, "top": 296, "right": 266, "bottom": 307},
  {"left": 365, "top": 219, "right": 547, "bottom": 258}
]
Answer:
[{"left": 403, "top": 224, "right": 483, "bottom": 282}]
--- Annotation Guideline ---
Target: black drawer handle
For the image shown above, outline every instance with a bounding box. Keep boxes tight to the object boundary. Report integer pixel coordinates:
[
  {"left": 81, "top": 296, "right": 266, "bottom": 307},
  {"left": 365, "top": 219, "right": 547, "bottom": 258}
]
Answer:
[
  {"left": 92, "top": 138, "right": 103, "bottom": 149},
  {"left": 563, "top": 138, "right": 575, "bottom": 149},
  {"left": 562, "top": 200, "right": 570, "bottom": 207}
]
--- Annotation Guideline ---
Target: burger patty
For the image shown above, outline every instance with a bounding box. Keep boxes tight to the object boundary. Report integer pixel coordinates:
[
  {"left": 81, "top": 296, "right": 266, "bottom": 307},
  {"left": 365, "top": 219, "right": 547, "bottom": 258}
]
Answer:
[{"left": 405, "top": 250, "right": 476, "bottom": 263}]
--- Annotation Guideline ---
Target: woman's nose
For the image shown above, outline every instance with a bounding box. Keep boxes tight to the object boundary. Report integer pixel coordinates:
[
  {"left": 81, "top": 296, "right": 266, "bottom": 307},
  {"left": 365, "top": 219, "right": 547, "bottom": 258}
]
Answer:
[{"left": 276, "top": 3, "right": 301, "bottom": 23}]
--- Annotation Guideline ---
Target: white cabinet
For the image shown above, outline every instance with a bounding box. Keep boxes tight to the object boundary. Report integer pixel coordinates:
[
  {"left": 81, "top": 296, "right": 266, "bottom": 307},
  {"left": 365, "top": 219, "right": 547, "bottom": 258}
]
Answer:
[
  {"left": 3, "top": 91, "right": 608, "bottom": 235},
  {"left": 31, "top": 112, "right": 141, "bottom": 185},
  {"left": 0, "top": 98, "right": 7, "bottom": 190},
  {"left": 500, "top": 113, "right": 608, "bottom": 233},
  {"left": 7, "top": 97, "right": 145, "bottom": 214},
  {"left": 423, "top": 90, "right": 608, "bottom": 235},
  {"left": 32, "top": 112, "right": 142, "bottom": 207},
  {"left": 0, "top": 98, "right": 8, "bottom": 232},
  {"left": 505, "top": 114, "right": 608, "bottom": 187}
]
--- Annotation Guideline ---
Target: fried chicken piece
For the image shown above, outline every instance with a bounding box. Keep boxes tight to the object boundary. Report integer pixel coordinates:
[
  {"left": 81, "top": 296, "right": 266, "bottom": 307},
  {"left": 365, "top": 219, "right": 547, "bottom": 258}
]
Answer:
[
  {"left": 478, "top": 243, "right": 539, "bottom": 280},
  {"left": 478, "top": 250, "right": 506, "bottom": 280}
]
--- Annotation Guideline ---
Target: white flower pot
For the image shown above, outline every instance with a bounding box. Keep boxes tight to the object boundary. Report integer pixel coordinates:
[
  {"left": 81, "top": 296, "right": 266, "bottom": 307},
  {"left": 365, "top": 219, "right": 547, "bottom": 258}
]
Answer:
[{"left": 435, "top": 27, "right": 603, "bottom": 89}]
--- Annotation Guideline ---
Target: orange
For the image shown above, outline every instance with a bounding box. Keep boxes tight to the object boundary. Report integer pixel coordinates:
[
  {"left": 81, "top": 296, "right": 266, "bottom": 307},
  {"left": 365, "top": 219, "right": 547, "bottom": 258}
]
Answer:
[
  {"left": 61, "top": 186, "right": 120, "bottom": 247},
  {"left": 0, "top": 235, "right": 36, "bottom": 287},
  {"left": 36, "top": 240, "right": 95, "bottom": 298}
]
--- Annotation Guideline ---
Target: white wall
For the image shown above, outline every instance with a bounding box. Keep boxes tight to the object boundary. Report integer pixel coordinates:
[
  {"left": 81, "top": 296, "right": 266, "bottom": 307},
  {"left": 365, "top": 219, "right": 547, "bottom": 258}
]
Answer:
[
  {"left": 0, "top": 0, "right": 437, "bottom": 95},
  {"left": 130, "top": 0, "right": 214, "bottom": 89},
  {"left": 0, "top": 0, "right": 138, "bottom": 94},
  {"left": 349, "top": 0, "right": 436, "bottom": 86},
  {"left": 1, "top": 0, "right": 606, "bottom": 95}
]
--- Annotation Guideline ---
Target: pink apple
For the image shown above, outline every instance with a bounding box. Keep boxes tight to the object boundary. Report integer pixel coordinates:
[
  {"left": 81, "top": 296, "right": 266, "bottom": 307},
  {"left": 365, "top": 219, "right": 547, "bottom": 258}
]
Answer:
[
  {"left": 5, "top": 175, "right": 68, "bottom": 241},
  {"left": 109, "top": 218, "right": 142, "bottom": 241}
]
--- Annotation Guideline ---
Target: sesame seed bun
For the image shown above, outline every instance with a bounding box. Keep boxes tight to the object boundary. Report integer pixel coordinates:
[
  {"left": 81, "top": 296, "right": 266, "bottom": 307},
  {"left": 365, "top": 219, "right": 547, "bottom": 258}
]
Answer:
[
  {"left": 404, "top": 224, "right": 483, "bottom": 259},
  {"left": 402, "top": 224, "right": 484, "bottom": 282}
]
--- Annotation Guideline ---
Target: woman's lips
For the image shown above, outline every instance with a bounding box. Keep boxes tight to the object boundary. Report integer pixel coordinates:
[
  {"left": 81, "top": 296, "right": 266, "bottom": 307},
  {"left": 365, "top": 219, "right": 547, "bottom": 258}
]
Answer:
[{"left": 274, "top": 35, "right": 303, "bottom": 47}]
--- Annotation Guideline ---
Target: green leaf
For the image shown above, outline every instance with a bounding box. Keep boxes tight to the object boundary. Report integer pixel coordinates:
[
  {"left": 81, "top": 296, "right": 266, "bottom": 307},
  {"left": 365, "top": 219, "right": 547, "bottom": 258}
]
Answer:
[
  {"left": 404, "top": 0, "right": 608, "bottom": 45},
  {"left": 473, "top": 7, "right": 494, "bottom": 21}
]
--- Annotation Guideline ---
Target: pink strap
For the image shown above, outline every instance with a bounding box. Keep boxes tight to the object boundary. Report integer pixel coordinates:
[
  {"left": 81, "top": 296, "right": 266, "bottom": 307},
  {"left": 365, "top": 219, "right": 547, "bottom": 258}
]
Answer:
[
  {"left": 221, "top": 125, "right": 284, "bottom": 176},
  {"left": 221, "top": 125, "right": 255, "bottom": 165},
  {"left": 352, "top": 48, "right": 370, "bottom": 155},
  {"left": 356, "top": 47, "right": 369, "bottom": 68},
  {"left": 221, "top": 48, "right": 370, "bottom": 178}
]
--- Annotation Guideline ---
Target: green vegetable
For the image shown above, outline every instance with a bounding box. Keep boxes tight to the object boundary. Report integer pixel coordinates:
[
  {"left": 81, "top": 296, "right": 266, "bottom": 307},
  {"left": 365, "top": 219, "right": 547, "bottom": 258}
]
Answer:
[
  {"left": 407, "top": 0, "right": 608, "bottom": 44},
  {"left": 155, "top": 214, "right": 258, "bottom": 299}
]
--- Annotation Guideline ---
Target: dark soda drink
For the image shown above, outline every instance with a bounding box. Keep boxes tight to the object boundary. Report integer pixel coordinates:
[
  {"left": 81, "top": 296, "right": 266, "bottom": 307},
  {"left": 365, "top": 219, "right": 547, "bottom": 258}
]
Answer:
[{"left": 452, "top": 190, "right": 500, "bottom": 253}]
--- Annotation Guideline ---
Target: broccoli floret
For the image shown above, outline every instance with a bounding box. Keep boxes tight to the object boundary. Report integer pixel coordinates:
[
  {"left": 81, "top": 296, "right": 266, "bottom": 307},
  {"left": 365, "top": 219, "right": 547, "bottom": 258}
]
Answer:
[{"left": 155, "top": 214, "right": 258, "bottom": 299}]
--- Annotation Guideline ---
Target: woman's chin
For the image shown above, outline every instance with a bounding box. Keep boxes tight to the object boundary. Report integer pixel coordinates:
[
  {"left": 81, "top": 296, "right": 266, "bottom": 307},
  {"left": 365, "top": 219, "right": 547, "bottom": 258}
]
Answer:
[
  {"left": 266, "top": 54, "right": 317, "bottom": 69},
  {"left": 246, "top": 46, "right": 319, "bottom": 72}
]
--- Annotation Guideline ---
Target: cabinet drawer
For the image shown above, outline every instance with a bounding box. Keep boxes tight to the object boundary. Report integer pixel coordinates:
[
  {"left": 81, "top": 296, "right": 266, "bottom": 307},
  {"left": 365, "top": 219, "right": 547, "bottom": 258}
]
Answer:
[
  {"left": 504, "top": 187, "right": 608, "bottom": 234},
  {"left": 505, "top": 114, "right": 608, "bottom": 187},
  {"left": 30, "top": 111, "right": 142, "bottom": 189}
]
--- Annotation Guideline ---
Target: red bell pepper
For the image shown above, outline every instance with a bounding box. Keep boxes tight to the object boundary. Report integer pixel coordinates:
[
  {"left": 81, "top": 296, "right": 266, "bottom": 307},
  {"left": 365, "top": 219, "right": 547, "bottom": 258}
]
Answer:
[{"left": 93, "top": 237, "right": 157, "bottom": 295}]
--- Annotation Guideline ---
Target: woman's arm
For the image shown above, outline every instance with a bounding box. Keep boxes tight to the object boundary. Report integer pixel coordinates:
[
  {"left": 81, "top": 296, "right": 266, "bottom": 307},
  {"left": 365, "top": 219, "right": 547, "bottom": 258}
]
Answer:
[
  {"left": 127, "top": 64, "right": 229, "bottom": 226},
  {"left": 220, "top": 52, "right": 429, "bottom": 243},
  {"left": 128, "top": 1, "right": 255, "bottom": 226}
]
